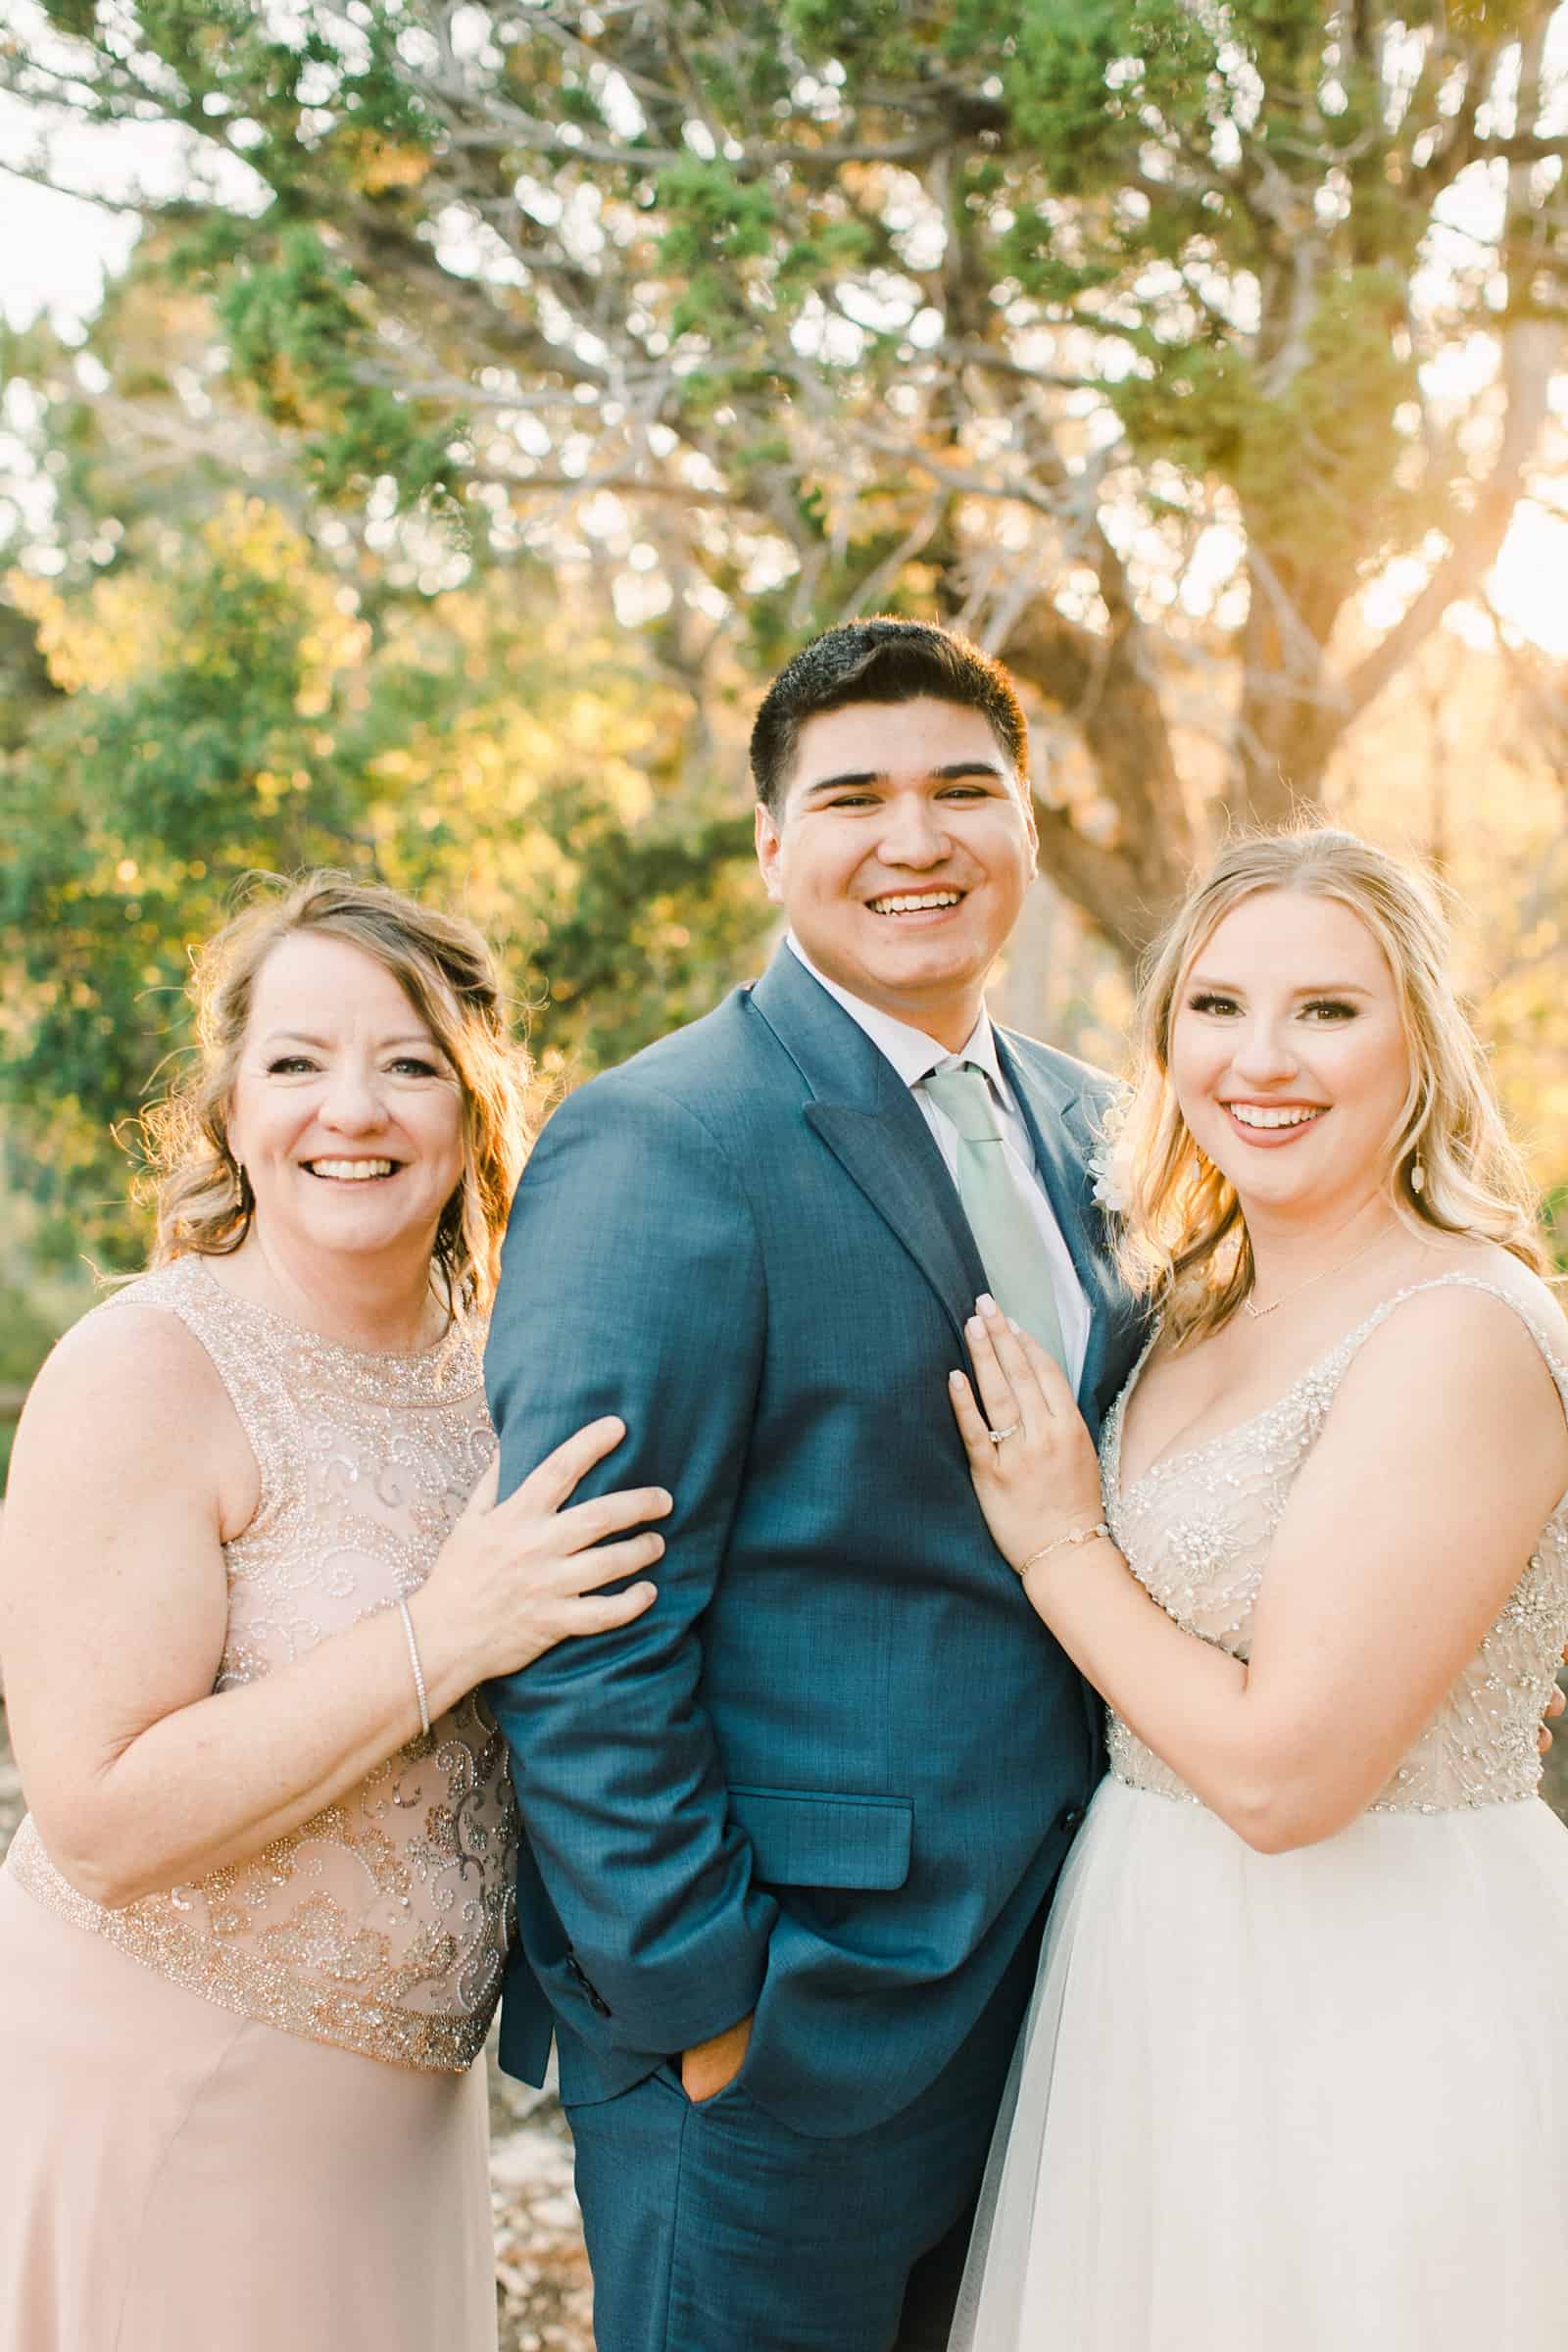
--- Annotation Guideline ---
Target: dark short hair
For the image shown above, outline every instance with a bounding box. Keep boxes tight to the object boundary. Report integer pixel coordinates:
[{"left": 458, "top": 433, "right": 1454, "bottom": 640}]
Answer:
[{"left": 749, "top": 617, "right": 1030, "bottom": 815}]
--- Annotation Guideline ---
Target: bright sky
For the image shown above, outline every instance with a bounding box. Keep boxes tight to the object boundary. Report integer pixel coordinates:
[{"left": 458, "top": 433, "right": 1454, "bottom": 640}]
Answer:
[{"left": 4, "top": 82, "right": 1568, "bottom": 654}]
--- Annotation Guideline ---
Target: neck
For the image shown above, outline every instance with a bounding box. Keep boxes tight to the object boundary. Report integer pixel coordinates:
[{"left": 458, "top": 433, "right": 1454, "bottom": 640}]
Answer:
[
  {"left": 1242, "top": 1190, "right": 1400, "bottom": 1300},
  {"left": 906, "top": 997, "right": 987, "bottom": 1054},
  {"left": 219, "top": 1227, "right": 446, "bottom": 1353},
  {"left": 798, "top": 950, "right": 987, "bottom": 1053}
]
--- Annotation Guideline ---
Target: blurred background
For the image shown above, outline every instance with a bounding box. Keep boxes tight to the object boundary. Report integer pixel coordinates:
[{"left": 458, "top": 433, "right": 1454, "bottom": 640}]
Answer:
[
  {"left": 6, "top": 5, "right": 1568, "bottom": 2337},
  {"left": 7, "top": 0, "right": 1568, "bottom": 1405}
]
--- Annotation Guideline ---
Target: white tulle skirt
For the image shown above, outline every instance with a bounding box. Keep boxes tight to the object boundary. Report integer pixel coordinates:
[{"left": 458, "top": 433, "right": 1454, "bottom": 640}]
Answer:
[{"left": 952, "top": 1776, "right": 1568, "bottom": 2350}]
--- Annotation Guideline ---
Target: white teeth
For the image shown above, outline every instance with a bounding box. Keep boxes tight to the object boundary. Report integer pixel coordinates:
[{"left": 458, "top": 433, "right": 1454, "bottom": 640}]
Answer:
[
  {"left": 307, "top": 1159, "right": 395, "bottom": 1180},
  {"left": 1228, "top": 1105, "right": 1323, "bottom": 1131},
  {"left": 869, "top": 891, "right": 961, "bottom": 914}
]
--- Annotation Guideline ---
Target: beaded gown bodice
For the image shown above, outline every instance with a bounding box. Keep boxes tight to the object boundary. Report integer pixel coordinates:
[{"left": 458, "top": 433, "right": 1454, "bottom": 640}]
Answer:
[
  {"left": 1100, "top": 1274, "right": 1568, "bottom": 1814},
  {"left": 6, "top": 1255, "right": 517, "bottom": 2071}
]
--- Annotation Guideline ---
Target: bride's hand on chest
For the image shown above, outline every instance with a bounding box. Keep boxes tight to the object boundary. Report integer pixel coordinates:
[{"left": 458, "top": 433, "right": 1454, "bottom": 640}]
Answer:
[{"left": 948, "top": 1296, "right": 1104, "bottom": 1574}]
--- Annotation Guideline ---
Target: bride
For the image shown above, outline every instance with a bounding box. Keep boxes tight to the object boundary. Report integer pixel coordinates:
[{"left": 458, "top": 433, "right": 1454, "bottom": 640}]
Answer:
[{"left": 947, "top": 828, "right": 1568, "bottom": 2347}]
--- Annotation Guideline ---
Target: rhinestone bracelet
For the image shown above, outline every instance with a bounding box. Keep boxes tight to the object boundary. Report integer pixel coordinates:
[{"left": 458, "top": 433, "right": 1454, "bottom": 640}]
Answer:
[
  {"left": 397, "top": 1598, "right": 431, "bottom": 1739},
  {"left": 1017, "top": 1521, "right": 1111, "bottom": 1579}
]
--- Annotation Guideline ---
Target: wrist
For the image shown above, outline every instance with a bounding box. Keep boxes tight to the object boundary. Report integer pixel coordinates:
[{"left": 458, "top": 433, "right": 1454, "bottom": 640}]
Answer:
[
  {"left": 1016, "top": 1520, "right": 1112, "bottom": 1580},
  {"left": 403, "top": 1584, "right": 473, "bottom": 1722}
]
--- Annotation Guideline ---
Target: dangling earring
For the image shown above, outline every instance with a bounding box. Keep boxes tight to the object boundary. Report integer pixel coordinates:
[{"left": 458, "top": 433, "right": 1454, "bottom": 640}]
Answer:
[{"left": 1409, "top": 1148, "right": 1426, "bottom": 1196}]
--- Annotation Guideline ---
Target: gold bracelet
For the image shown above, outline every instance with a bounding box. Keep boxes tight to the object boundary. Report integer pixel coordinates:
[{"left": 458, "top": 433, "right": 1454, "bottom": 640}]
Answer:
[{"left": 1017, "top": 1521, "right": 1111, "bottom": 1578}]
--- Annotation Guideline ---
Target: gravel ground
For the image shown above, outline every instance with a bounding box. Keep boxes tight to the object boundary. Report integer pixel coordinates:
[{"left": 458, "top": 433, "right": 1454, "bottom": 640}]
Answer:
[{"left": 4, "top": 1683, "right": 1566, "bottom": 2352}]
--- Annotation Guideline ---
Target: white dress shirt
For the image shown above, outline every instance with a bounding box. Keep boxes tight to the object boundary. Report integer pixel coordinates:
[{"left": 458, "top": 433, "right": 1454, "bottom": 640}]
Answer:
[{"left": 786, "top": 936, "right": 1091, "bottom": 1386}]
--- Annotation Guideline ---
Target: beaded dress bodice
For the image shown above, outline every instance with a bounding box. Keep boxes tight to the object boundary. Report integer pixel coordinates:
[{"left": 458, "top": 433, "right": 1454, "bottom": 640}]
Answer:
[
  {"left": 1100, "top": 1274, "right": 1568, "bottom": 1814},
  {"left": 6, "top": 1255, "right": 517, "bottom": 2070}
]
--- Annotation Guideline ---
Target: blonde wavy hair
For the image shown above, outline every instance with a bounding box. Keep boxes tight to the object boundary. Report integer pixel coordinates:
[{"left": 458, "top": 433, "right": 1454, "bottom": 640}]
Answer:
[
  {"left": 1114, "top": 827, "right": 1546, "bottom": 1346},
  {"left": 141, "top": 872, "right": 532, "bottom": 1315}
]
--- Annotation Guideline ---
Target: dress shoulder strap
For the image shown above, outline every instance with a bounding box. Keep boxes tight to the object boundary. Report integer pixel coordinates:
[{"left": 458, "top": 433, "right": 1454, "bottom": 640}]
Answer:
[{"left": 1332, "top": 1271, "right": 1568, "bottom": 1422}]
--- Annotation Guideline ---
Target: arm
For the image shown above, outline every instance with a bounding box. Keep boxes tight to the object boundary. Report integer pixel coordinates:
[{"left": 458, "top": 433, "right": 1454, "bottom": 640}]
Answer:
[
  {"left": 485, "top": 1077, "right": 774, "bottom": 2063},
  {"left": 0, "top": 1307, "right": 664, "bottom": 1909},
  {"left": 953, "top": 1289, "right": 1568, "bottom": 1853}
]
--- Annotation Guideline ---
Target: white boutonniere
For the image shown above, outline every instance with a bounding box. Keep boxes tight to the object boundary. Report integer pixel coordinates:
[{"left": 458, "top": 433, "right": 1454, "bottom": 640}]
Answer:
[{"left": 1087, "top": 1086, "right": 1135, "bottom": 1219}]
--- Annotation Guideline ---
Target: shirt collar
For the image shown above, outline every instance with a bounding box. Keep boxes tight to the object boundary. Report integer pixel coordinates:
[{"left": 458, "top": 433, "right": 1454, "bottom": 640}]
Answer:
[{"left": 785, "top": 933, "right": 1008, "bottom": 1100}]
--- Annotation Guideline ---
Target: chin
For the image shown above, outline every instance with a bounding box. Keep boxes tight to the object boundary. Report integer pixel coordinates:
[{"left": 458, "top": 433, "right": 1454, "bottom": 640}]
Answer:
[{"left": 297, "top": 1204, "right": 424, "bottom": 1252}]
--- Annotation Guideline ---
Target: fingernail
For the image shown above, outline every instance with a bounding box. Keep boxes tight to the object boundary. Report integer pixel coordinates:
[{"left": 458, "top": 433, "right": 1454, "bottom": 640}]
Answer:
[
  {"left": 978, "top": 1294, "right": 998, "bottom": 1317},
  {"left": 967, "top": 1315, "right": 983, "bottom": 1336},
  {"left": 949, "top": 1371, "right": 964, "bottom": 1388},
  {"left": 1007, "top": 1317, "right": 1021, "bottom": 1334}
]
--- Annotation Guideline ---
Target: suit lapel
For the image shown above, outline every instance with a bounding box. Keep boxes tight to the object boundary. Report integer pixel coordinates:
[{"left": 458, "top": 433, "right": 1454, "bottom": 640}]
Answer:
[
  {"left": 750, "top": 951, "right": 987, "bottom": 1346},
  {"left": 805, "top": 1097, "right": 988, "bottom": 1348}
]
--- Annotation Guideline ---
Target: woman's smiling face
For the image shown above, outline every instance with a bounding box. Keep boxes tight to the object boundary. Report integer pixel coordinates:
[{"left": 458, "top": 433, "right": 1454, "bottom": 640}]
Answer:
[
  {"left": 224, "top": 931, "right": 466, "bottom": 1269},
  {"left": 1167, "top": 888, "right": 1412, "bottom": 1220}
]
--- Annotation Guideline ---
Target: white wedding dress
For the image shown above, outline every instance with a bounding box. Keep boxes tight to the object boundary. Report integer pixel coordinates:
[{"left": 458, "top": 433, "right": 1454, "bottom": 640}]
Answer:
[{"left": 953, "top": 1275, "right": 1568, "bottom": 2349}]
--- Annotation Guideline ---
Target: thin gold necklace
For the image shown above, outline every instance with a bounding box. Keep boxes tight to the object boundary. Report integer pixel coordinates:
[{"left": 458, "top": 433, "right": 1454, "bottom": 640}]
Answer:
[{"left": 1243, "top": 1225, "right": 1396, "bottom": 1321}]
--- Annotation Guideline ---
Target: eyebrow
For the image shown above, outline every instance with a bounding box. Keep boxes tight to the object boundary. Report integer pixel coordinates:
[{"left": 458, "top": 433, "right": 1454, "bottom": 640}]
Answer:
[
  {"left": 260, "top": 1030, "right": 441, "bottom": 1050},
  {"left": 1186, "top": 976, "right": 1375, "bottom": 998},
  {"left": 797, "top": 760, "right": 1008, "bottom": 799}
]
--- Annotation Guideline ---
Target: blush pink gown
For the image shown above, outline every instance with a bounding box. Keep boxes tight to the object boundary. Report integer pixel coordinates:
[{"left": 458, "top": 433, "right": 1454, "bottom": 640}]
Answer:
[{"left": 0, "top": 1256, "right": 518, "bottom": 2352}]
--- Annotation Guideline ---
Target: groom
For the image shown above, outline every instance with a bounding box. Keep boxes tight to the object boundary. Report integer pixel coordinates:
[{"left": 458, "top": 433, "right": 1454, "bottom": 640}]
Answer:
[{"left": 484, "top": 618, "right": 1146, "bottom": 2351}]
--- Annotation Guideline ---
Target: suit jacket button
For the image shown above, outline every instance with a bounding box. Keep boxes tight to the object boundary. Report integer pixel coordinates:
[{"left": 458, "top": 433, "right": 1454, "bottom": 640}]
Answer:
[{"left": 565, "top": 1954, "right": 612, "bottom": 2018}]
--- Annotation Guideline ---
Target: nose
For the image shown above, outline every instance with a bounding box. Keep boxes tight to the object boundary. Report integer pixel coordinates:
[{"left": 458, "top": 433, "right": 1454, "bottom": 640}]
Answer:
[
  {"left": 874, "top": 789, "right": 950, "bottom": 870},
  {"left": 1228, "top": 1017, "right": 1300, "bottom": 1088},
  {"left": 318, "top": 1063, "right": 387, "bottom": 1134}
]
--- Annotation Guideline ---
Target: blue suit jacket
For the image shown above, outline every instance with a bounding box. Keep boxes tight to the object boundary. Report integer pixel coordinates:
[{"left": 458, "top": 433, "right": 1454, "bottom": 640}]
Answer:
[{"left": 484, "top": 947, "right": 1147, "bottom": 2136}]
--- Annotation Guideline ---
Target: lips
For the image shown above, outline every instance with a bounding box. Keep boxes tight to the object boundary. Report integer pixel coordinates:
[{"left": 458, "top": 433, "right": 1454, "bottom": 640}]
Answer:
[
  {"left": 864, "top": 889, "right": 966, "bottom": 916},
  {"left": 1222, "top": 1102, "right": 1326, "bottom": 1147},
  {"left": 302, "top": 1158, "right": 401, "bottom": 1181}
]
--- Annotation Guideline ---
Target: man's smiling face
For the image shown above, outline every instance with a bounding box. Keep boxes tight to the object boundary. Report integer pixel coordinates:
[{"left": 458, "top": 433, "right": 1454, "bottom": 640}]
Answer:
[{"left": 754, "top": 696, "right": 1038, "bottom": 1050}]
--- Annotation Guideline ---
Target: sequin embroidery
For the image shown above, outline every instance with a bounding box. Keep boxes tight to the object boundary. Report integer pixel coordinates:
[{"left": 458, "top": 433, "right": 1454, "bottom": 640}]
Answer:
[
  {"left": 1099, "top": 1275, "right": 1568, "bottom": 1815},
  {"left": 5, "top": 1255, "right": 516, "bottom": 2072}
]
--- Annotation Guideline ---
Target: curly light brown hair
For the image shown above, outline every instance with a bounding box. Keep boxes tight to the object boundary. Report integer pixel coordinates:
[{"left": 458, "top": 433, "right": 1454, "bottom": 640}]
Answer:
[
  {"left": 141, "top": 872, "right": 532, "bottom": 1314},
  {"left": 1115, "top": 827, "right": 1546, "bottom": 1346}
]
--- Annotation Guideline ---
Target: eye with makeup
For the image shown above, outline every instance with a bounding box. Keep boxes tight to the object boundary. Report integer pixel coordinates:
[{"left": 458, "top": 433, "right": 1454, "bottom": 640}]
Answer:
[
  {"left": 1298, "top": 998, "right": 1357, "bottom": 1023},
  {"left": 1186, "top": 991, "right": 1358, "bottom": 1024},
  {"left": 265, "top": 1054, "right": 317, "bottom": 1076}
]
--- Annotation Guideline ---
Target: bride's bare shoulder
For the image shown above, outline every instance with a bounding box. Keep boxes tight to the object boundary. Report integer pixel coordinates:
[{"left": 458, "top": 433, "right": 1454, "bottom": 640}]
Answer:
[{"left": 1413, "top": 1237, "right": 1568, "bottom": 1362}]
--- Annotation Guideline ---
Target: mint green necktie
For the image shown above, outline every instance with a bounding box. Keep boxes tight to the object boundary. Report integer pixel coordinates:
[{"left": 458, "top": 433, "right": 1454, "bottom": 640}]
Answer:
[{"left": 919, "top": 1059, "right": 1068, "bottom": 1371}]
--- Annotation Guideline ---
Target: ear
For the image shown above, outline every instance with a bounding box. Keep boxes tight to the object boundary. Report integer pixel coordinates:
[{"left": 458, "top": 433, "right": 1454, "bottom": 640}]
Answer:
[
  {"left": 755, "top": 800, "right": 785, "bottom": 905},
  {"left": 1017, "top": 766, "right": 1040, "bottom": 870}
]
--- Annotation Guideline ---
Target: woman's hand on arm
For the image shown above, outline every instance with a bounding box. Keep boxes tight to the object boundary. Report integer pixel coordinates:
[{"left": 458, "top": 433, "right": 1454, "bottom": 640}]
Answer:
[
  {"left": 950, "top": 1285, "right": 1568, "bottom": 1852},
  {"left": 0, "top": 1306, "right": 667, "bottom": 1909}
]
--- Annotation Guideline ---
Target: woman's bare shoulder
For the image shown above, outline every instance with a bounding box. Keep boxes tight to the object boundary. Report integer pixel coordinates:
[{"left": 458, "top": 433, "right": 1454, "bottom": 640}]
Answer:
[
  {"left": 1412, "top": 1239, "right": 1568, "bottom": 1362},
  {"left": 34, "top": 1294, "right": 220, "bottom": 1406},
  {"left": 16, "top": 1296, "right": 256, "bottom": 1523}
]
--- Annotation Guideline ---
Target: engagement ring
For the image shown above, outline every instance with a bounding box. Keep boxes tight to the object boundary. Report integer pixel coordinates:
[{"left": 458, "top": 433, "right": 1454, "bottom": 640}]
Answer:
[{"left": 988, "top": 1421, "right": 1023, "bottom": 1446}]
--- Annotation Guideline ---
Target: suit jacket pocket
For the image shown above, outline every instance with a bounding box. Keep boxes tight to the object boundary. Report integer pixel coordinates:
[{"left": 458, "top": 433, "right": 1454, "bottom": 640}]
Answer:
[{"left": 728, "top": 1786, "right": 913, "bottom": 1890}]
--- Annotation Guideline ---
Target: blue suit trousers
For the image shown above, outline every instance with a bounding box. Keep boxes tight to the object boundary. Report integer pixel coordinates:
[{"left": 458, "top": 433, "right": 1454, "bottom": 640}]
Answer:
[{"left": 564, "top": 1903, "right": 1045, "bottom": 2352}]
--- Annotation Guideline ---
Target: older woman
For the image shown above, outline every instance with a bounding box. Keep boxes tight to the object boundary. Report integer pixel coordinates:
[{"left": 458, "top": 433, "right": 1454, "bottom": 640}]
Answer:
[{"left": 0, "top": 874, "right": 668, "bottom": 2352}]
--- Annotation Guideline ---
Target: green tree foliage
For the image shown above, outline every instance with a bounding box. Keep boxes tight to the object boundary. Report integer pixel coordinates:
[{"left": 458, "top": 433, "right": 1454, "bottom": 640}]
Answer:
[
  {"left": 9, "top": 0, "right": 1568, "bottom": 950},
  {"left": 1, "top": 493, "right": 762, "bottom": 1267}
]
